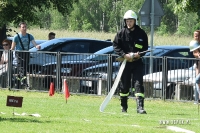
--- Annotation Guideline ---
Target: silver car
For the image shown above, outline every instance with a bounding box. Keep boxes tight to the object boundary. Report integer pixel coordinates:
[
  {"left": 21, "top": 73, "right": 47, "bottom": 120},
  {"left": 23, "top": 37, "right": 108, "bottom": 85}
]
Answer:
[{"left": 143, "top": 65, "right": 196, "bottom": 98}]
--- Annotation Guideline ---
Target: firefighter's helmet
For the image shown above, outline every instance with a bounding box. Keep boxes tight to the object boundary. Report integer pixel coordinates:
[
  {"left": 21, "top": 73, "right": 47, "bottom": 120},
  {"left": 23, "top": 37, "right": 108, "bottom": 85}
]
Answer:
[
  {"left": 123, "top": 10, "right": 138, "bottom": 25},
  {"left": 189, "top": 40, "right": 200, "bottom": 52}
]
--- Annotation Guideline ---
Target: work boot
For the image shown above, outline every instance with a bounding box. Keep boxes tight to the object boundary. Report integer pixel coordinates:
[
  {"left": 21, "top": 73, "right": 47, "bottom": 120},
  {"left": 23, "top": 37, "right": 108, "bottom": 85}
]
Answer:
[
  {"left": 136, "top": 96, "right": 147, "bottom": 114},
  {"left": 120, "top": 96, "right": 128, "bottom": 113}
]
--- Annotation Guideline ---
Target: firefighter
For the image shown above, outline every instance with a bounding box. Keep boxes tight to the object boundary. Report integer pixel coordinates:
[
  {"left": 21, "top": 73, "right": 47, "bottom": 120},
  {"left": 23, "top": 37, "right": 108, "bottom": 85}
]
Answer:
[{"left": 113, "top": 10, "right": 148, "bottom": 114}]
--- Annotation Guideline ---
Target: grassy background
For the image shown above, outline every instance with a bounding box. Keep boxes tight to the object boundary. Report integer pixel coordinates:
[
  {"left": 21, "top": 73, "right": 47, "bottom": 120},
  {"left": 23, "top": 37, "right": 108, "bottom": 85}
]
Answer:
[
  {"left": 9, "top": 28, "right": 193, "bottom": 46},
  {"left": 0, "top": 89, "right": 199, "bottom": 133}
]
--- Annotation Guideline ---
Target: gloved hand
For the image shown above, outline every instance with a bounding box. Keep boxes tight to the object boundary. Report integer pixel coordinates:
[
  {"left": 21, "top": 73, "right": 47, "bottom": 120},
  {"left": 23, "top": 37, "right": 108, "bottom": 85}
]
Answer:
[
  {"left": 116, "top": 52, "right": 141, "bottom": 62},
  {"left": 127, "top": 52, "right": 140, "bottom": 62},
  {"left": 130, "top": 52, "right": 140, "bottom": 58},
  {"left": 124, "top": 53, "right": 133, "bottom": 62}
]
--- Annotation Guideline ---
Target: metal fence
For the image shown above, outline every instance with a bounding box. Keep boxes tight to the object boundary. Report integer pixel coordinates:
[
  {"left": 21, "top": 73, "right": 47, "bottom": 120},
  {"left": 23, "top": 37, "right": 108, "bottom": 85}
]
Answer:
[{"left": 0, "top": 50, "right": 198, "bottom": 101}]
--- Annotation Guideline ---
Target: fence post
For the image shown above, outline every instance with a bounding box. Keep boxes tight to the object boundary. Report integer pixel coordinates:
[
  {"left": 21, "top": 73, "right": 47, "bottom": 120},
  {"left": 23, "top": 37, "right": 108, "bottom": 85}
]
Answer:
[
  {"left": 7, "top": 50, "right": 13, "bottom": 90},
  {"left": 107, "top": 54, "right": 112, "bottom": 94},
  {"left": 56, "top": 52, "right": 61, "bottom": 92},
  {"left": 162, "top": 56, "right": 167, "bottom": 100},
  {"left": 97, "top": 78, "right": 102, "bottom": 95}
]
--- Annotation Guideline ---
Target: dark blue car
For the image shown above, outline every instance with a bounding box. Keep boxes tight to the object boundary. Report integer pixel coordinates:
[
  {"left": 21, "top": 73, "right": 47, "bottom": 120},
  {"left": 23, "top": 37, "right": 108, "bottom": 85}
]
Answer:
[{"left": 80, "top": 45, "right": 194, "bottom": 94}]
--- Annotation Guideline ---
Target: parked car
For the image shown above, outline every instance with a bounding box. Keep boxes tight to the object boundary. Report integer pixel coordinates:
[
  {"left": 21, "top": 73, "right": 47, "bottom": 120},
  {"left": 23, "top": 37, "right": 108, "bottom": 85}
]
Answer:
[
  {"left": 27, "top": 38, "right": 112, "bottom": 73},
  {"left": 143, "top": 65, "right": 196, "bottom": 99},
  {"left": 40, "top": 46, "right": 117, "bottom": 76},
  {"left": 79, "top": 45, "right": 195, "bottom": 94},
  {"left": 143, "top": 45, "right": 194, "bottom": 74},
  {"left": 40, "top": 45, "right": 152, "bottom": 76}
]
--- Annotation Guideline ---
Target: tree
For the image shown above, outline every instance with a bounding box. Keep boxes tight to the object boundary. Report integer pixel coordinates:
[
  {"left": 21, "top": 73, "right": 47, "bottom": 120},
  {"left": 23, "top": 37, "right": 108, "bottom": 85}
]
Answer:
[
  {"left": 69, "top": 0, "right": 105, "bottom": 31},
  {"left": 175, "top": 0, "right": 200, "bottom": 17},
  {"left": 0, "top": 0, "right": 77, "bottom": 43}
]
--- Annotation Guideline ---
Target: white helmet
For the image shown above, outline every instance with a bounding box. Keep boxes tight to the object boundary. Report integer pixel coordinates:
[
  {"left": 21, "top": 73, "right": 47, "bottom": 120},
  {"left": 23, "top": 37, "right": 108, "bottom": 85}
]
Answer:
[
  {"left": 189, "top": 40, "right": 200, "bottom": 52},
  {"left": 123, "top": 10, "right": 138, "bottom": 25}
]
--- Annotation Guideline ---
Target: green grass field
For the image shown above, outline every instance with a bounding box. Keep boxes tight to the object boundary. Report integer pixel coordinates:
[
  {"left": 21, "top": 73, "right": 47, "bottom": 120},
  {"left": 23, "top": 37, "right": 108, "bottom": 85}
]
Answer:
[{"left": 0, "top": 89, "right": 199, "bottom": 133}]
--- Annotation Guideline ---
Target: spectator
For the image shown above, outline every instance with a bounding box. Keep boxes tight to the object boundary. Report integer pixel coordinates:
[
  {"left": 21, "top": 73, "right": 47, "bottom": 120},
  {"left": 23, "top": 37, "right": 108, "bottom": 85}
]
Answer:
[
  {"left": 0, "top": 39, "right": 11, "bottom": 65},
  {"left": 194, "top": 30, "right": 200, "bottom": 40},
  {"left": 0, "top": 39, "right": 11, "bottom": 88},
  {"left": 48, "top": 32, "right": 56, "bottom": 40},
  {"left": 11, "top": 22, "right": 40, "bottom": 88},
  {"left": 191, "top": 30, "right": 200, "bottom": 104}
]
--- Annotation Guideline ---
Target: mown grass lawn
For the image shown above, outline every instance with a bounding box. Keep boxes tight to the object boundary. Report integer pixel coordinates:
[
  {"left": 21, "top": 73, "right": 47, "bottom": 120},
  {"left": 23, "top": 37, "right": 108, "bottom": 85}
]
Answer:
[{"left": 0, "top": 89, "right": 199, "bottom": 133}]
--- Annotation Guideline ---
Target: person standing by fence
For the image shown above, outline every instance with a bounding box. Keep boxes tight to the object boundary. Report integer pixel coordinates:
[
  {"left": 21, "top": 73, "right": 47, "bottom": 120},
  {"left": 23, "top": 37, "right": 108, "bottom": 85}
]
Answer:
[
  {"left": 10, "top": 22, "right": 40, "bottom": 88},
  {"left": 191, "top": 30, "right": 200, "bottom": 104},
  {"left": 113, "top": 10, "right": 148, "bottom": 114}
]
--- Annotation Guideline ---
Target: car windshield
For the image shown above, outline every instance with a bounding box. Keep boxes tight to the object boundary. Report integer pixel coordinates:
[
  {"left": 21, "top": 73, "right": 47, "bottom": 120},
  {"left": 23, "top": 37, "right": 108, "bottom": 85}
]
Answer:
[
  {"left": 84, "top": 46, "right": 115, "bottom": 61},
  {"left": 145, "top": 48, "right": 170, "bottom": 56},
  {"left": 94, "top": 46, "right": 114, "bottom": 54},
  {"left": 29, "top": 39, "right": 67, "bottom": 52}
]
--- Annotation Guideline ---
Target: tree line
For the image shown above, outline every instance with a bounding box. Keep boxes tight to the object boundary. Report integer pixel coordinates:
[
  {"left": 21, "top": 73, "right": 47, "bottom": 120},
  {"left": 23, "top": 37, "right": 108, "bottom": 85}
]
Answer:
[{"left": 35, "top": 0, "right": 200, "bottom": 36}]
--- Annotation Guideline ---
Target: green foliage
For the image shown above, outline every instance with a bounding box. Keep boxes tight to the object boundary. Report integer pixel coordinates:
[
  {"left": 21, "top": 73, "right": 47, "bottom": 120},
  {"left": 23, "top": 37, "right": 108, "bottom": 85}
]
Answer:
[
  {"left": 36, "top": 10, "right": 52, "bottom": 29},
  {"left": 0, "top": 0, "right": 76, "bottom": 27},
  {"left": 69, "top": 0, "right": 116, "bottom": 31},
  {"left": 193, "top": 22, "right": 200, "bottom": 31},
  {"left": 177, "top": 12, "right": 198, "bottom": 36},
  {"left": 161, "top": 1, "right": 177, "bottom": 33},
  {"left": 175, "top": 0, "right": 200, "bottom": 18},
  {"left": 156, "top": 22, "right": 168, "bottom": 36},
  {"left": 2, "top": 0, "right": 200, "bottom": 36},
  {"left": 175, "top": 26, "right": 186, "bottom": 36},
  {"left": 82, "top": 20, "right": 93, "bottom": 31}
]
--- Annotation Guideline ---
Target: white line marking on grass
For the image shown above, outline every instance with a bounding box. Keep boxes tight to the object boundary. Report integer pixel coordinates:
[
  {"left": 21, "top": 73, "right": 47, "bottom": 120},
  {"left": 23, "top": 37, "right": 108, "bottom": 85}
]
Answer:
[
  {"left": 166, "top": 126, "right": 195, "bottom": 133},
  {"left": 13, "top": 112, "right": 21, "bottom": 116},
  {"left": 0, "top": 112, "right": 6, "bottom": 114},
  {"left": 29, "top": 113, "right": 41, "bottom": 117},
  {"left": 82, "top": 119, "right": 91, "bottom": 122},
  {"left": 108, "top": 124, "right": 140, "bottom": 127},
  {"left": 13, "top": 112, "right": 41, "bottom": 117},
  {"left": 131, "top": 124, "right": 140, "bottom": 127}
]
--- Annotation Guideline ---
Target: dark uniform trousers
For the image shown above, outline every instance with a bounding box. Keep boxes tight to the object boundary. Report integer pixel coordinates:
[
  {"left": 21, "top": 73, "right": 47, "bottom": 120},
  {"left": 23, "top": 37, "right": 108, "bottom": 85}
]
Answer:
[{"left": 120, "top": 59, "right": 144, "bottom": 95}]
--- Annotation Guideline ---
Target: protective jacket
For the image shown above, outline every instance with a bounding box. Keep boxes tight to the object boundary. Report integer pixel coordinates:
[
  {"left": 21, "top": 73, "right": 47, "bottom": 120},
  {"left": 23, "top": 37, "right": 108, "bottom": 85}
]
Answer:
[{"left": 113, "top": 25, "right": 148, "bottom": 58}]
